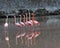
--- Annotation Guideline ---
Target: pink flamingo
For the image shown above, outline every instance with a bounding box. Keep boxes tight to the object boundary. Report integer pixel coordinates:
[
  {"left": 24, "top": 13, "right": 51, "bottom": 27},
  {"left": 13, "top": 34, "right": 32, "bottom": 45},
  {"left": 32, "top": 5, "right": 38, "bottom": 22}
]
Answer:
[
  {"left": 28, "top": 12, "right": 40, "bottom": 33},
  {"left": 4, "top": 16, "right": 10, "bottom": 48},
  {"left": 31, "top": 13, "right": 41, "bottom": 45},
  {"left": 19, "top": 15, "right": 25, "bottom": 26},
  {"left": 23, "top": 13, "right": 33, "bottom": 42},
  {"left": 17, "top": 15, "right": 25, "bottom": 44},
  {"left": 30, "top": 13, "right": 40, "bottom": 26},
  {"left": 24, "top": 13, "right": 33, "bottom": 35},
  {"left": 19, "top": 15, "right": 26, "bottom": 44},
  {"left": 28, "top": 12, "right": 41, "bottom": 45},
  {"left": 24, "top": 13, "right": 33, "bottom": 45},
  {"left": 4, "top": 16, "right": 8, "bottom": 28},
  {"left": 14, "top": 16, "right": 21, "bottom": 27},
  {"left": 14, "top": 16, "right": 21, "bottom": 45},
  {"left": 23, "top": 14, "right": 32, "bottom": 36},
  {"left": 24, "top": 13, "right": 33, "bottom": 26},
  {"left": 14, "top": 15, "right": 25, "bottom": 45},
  {"left": 22, "top": 14, "right": 33, "bottom": 45}
]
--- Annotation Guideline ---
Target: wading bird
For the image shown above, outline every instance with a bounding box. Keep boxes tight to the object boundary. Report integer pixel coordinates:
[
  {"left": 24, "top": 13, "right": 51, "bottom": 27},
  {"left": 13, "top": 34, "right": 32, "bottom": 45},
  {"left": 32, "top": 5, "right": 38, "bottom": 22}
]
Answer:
[
  {"left": 30, "top": 13, "right": 40, "bottom": 26},
  {"left": 15, "top": 15, "right": 25, "bottom": 45},
  {"left": 31, "top": 13, "right": 40, "bottom": 45},
  {"left": 4, "top": 16, "right": 8, "bottom": 28},
  {"left": 25, "top": 13, "right": 33, "bottom": 26},
  {"left": 4, "top": 16, "right": 10, "bottom": 48},
  {"left": 14, "top": 16, "right": 21, "bottom": 27},
  {"left": 28, "top": 13, "right": 41, "bottom": 45},
  {"left": 14, "top": 16, "right": 21, "bottom": 45}
]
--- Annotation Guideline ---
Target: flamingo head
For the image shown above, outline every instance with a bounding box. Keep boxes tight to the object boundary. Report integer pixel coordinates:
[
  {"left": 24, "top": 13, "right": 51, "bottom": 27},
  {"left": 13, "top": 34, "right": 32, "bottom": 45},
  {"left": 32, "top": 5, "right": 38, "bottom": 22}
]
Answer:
[{"left": 33, "top": 20, "right": 40, "bottom": 26}]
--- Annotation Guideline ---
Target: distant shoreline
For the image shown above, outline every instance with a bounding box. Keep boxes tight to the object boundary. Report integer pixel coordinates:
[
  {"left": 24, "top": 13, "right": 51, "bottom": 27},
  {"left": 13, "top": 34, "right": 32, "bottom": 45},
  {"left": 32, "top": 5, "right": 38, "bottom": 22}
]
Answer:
[{"left": 0, "top": 15, "right": 60, "bottom": 18}]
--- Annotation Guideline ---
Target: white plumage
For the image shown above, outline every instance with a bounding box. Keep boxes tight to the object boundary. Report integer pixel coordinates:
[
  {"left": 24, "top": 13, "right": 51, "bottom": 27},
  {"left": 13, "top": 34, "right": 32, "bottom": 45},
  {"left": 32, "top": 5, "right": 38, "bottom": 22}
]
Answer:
[
  {"left": 5, "top": 37, "right": 9, "bottom": 41},
  {"left": 4, "top": 22, "right": 8, "bottom": 27}
]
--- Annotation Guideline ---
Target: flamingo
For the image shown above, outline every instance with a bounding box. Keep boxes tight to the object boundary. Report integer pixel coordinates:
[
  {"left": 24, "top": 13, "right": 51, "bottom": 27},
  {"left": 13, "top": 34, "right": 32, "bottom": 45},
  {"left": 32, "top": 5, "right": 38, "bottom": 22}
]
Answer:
[
  {"left": 19, "top": 15, "right": 25, "bottom": 26},
  {"left": 4, "top": 16, "right": 10, "bottom": 48},
  {"left": 28, "top": 12, "right": 41, "bottom": 45},
  {"left": 30, "top": 13, "right": 40, "bottom": 26},
  {"left": 23, "top": 13, "right": 33, "bottom": 35},
  {"left": 24, "top": 12, "right": 40, "bottom": 46},
  {"left": 4, "top": 16, "right": 8, "bottom": 28},
  {"left": 22, "top": 14, "right": 33, "bottom": 45},
  {"left": 24, "top": 13, "right": 33, "bottom": 26},
  {"left": 18, "top": 15, "right": 25, "bottom": 44},
  {"left": 28, "top": 12, "right": 40, "bottom": 33},
  {"left": 14, "top": 16, "right": 21, "bottom": 27},
  {"left": 14, "top": 16, "right": 21, "bottom": 45},
  {"left": 15, "top": 15, "right": 25, "bottom": 45}
]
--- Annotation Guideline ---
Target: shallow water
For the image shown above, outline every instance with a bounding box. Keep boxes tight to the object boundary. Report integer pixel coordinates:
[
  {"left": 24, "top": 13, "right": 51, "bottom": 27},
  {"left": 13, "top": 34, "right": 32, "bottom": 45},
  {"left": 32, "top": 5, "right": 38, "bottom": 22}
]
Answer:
[{"left": 0, "top": 16, "right": 60, "bottom": 48}]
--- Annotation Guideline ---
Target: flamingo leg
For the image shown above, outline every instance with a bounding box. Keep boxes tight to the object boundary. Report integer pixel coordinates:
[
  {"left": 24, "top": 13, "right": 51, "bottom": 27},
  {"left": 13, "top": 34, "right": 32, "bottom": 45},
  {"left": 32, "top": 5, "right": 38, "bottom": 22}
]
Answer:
[
  {"left": 29, "top": 25, "right": 33, "bottom": 46},
  {"left": 7, "top": 40, "right": 10, "bottom": 48},
  {"left": 16, "top": 27, "right": 20, "bottom": 45},
  {"left": 5, "top": 29, "right": 10, "bottom": 48},
  {"left": 21, "top": 36, "right": 23, "bottom": 44},
  {"left": 20, "top": 26, "right": 23, "bottom": 44},
  {"left": 16, "top": 37, "right": 18, "bottom": 45},
  {"left": 34, "top": 38, "right": 36, "bottom": 45},
  {"left": 25, "top": 37, "right": 27, "bottom": 45},
  {"left": 30, "top": 39, "right": 32, "bottom": 45},
  {"left": 28, "top": 39, "right": 29, "bottom": 48}
]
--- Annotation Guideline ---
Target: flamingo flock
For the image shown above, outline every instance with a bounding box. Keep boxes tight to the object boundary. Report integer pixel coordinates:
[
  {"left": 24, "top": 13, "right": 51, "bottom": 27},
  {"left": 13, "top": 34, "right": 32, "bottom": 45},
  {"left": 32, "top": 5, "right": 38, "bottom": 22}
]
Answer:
[{"left": 4, "top": 12, "right": 41, "bottom": 48}]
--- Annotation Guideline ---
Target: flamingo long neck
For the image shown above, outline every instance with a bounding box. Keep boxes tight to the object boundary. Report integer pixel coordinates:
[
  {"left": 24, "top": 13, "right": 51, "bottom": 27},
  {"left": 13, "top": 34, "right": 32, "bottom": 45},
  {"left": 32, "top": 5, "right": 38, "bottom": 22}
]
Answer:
[
  {"left": 6, "top": 16, "right": 8, "bottom": 23},
  {"left": 14, "top": 16, "right": 16, "bottom": 23},
  {"left": 29, "top": 13, "right": 31, "bottom": 21},
  {"left": 26, "top": 13, "right": 28, "bottom": 22},
  {"left": 32, "top": 13, "right": 34, "bottom": 22},
  {"left": 19, "top": 15, "right": 22, "bottom": 22},
  {"left": 23, "top": 15, "right": 25, "bottom": 23}
]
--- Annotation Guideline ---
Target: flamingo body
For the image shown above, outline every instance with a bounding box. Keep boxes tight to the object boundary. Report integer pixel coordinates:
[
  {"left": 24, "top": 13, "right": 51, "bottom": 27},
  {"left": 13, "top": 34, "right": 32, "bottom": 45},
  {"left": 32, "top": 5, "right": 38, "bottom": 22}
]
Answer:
[
  {"left": 4, "top": 23, "right": 8, "bottom": 27},
  {"left": 5, "top": 37, "right": 9, "bottom": 41},
  {"left": 20, "top": 33, "right": 25, "bottom": 36},
  {"left": 30, "top": 20, "right": 40, "bottom": 26},
  {"left": 15, "top": 22, "right": 21, "bottom": 27},
  {"left": 25, "top": 21, "right": 33, "bottom": 26},
  {"left": 20, "top": 22, "right": 25, "bottom": 26}
]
